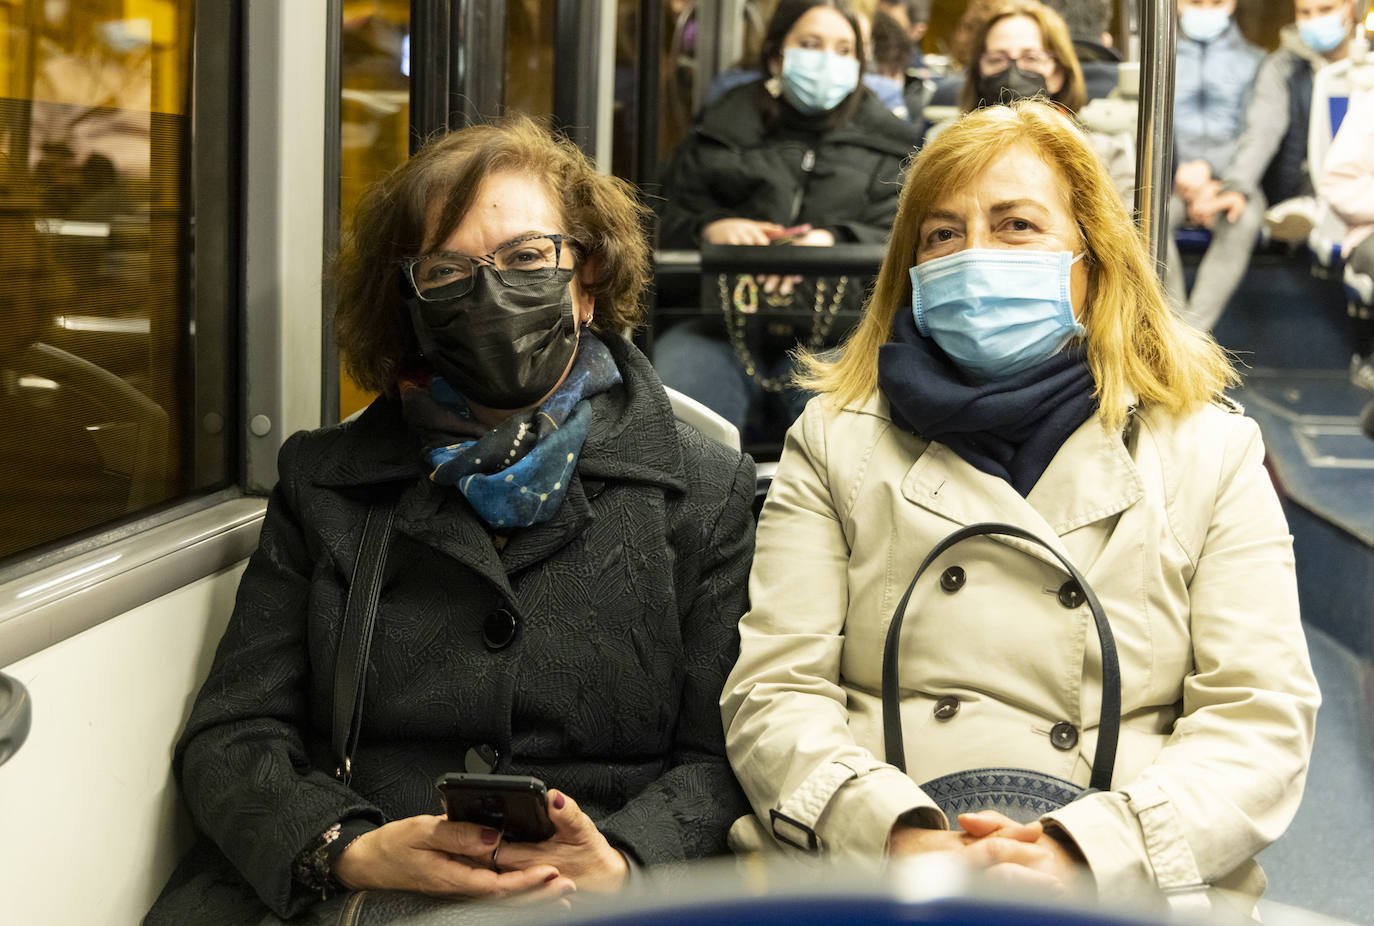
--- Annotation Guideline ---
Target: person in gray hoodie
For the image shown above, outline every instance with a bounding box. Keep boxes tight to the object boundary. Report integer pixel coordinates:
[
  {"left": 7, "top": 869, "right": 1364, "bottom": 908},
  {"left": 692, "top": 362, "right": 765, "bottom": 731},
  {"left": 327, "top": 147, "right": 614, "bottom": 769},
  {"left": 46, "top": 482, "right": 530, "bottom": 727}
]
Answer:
[
  {"left": 1183, "top": 0, "right": 1358, "bottom": 331},
  {"left": 1164, "top": 0, "right": 1263, "bottom": 313}
]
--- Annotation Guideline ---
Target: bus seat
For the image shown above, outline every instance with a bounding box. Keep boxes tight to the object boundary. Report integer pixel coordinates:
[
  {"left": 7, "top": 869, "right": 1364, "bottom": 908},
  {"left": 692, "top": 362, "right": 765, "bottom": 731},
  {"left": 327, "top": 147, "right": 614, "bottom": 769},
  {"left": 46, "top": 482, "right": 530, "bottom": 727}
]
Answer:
[
  {"left": 666, "top": 384, "right": 740, "bottom": 451},
  {"left": 1175, "top": 226, "right": 1213, "bottom": 253}
]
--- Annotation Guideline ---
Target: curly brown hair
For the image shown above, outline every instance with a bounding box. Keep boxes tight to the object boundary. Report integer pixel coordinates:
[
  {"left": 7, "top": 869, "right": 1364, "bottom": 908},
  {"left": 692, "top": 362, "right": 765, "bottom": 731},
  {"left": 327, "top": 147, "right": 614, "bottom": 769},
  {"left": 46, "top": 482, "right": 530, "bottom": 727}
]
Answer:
[{"left": 334, "top": 114, "right": 651, "bottom": 395}]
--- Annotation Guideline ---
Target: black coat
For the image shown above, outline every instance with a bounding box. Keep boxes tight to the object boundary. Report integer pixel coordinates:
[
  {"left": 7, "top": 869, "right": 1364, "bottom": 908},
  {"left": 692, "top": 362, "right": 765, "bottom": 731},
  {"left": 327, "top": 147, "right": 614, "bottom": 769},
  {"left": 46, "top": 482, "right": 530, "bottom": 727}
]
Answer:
[
  {"left": 148, "top": 336, "right": 755, "bottom": 923},
  {"left": 657, "top": 81, "right": 921, "bottom": 249}
]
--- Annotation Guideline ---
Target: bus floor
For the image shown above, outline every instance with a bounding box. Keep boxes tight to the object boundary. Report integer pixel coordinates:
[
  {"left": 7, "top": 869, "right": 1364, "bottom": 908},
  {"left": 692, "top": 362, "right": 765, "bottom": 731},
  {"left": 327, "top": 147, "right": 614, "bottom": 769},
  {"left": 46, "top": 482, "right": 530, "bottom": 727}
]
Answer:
[{"left": 1197, "top": 249, "right": 1374, "bottom": 924}]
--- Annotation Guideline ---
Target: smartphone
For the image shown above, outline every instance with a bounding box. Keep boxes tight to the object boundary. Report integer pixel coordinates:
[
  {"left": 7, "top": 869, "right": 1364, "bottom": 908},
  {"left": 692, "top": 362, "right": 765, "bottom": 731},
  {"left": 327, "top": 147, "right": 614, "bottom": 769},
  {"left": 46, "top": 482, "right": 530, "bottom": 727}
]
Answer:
[
  {"left": 435, "top": 772, "right": 556, "bottom": 842},
  {"left": 769, "top": 223, "right": 813, "bottom": 244}
]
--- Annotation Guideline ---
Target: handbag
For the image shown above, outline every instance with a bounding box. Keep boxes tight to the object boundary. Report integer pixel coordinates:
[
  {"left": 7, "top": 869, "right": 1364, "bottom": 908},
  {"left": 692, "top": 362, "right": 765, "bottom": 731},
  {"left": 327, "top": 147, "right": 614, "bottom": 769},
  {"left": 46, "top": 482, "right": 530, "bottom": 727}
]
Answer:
[
  {"left": 713, "top": 272, "right": 862, "bottom": 392},
  {"left": 881, "top": 522, "right": 1122, "bottom": 824}
]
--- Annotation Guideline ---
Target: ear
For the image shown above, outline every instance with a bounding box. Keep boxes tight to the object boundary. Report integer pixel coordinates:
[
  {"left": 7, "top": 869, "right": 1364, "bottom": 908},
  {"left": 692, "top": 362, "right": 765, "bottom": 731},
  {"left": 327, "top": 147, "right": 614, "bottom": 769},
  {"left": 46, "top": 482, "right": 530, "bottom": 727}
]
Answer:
[{"left": 575, "top": 256, "right": 602, "bottom": 324}]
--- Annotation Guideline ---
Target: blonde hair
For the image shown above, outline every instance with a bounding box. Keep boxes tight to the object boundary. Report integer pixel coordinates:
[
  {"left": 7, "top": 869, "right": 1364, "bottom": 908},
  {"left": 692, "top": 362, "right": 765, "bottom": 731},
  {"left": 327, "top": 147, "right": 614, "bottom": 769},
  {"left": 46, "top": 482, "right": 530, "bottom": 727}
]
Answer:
[
  {"left": 958, "top": 0, "right": 1087, "bottom": 114},
  {"left": 796, "top": 101, "right": 1236, "bottom": 430}
]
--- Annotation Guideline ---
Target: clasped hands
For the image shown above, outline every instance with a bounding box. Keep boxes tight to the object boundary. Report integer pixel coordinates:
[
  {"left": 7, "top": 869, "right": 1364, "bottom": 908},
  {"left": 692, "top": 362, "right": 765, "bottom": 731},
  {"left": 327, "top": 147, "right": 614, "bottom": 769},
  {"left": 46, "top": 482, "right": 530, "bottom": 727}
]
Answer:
[
  {"left": 1175, "top": 160, "right": 1247, "bottom": 229},
  {"left": 889, "top": 810, "right": 1089, "bottom": 896},
  {"left": 701, "top": 218, "right": 837, "bottom": 303},
  {"left": 332, "top": 789, "right": 625, "bottom": 908}
]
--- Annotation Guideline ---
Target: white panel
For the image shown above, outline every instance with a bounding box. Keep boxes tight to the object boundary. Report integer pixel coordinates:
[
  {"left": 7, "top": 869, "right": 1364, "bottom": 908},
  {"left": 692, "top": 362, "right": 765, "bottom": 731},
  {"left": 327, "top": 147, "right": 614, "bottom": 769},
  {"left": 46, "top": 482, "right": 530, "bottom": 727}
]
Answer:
[{"left": 0, "top": 564, "right": 246, "bottom": 926}]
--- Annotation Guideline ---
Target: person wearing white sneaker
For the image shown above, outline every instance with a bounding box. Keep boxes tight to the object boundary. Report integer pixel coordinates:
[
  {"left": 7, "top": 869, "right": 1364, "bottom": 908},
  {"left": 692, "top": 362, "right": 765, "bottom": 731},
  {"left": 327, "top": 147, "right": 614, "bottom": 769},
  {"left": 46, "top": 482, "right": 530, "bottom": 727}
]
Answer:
[{"left": 1185, "top": 0, "right": 1357, "bottom": 331}]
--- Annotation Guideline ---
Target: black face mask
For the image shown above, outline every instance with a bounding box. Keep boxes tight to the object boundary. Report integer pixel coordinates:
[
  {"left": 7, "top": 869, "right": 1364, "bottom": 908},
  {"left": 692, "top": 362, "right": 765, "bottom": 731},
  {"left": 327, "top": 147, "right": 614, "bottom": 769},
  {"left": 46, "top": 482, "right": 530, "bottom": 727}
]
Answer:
[
  {"left": 975, "top": 65, "right": 1050, "bottom": 107},
  {"left": 407, "top": 266, "right": 579, "bottom": 409}
]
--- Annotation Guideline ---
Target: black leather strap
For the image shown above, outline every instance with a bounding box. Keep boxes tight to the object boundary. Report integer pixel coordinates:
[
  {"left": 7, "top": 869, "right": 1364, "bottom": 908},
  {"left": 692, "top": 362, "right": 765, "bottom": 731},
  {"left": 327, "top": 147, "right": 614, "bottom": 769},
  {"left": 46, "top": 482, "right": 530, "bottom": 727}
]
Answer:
[
  {"left": 881, "top": 522, "right": 1121, "bottom": 795},
  {"left": 332, "top": 503, "right": 396, "bottom": 785}
]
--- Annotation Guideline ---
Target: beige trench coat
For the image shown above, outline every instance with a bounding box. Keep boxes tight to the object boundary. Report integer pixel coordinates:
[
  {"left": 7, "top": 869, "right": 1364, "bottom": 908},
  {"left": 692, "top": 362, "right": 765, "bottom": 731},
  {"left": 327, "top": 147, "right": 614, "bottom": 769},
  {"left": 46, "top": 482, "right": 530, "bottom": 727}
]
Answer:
[{"left": 721, "top": 390, "right": 1320, "bottom": 906}]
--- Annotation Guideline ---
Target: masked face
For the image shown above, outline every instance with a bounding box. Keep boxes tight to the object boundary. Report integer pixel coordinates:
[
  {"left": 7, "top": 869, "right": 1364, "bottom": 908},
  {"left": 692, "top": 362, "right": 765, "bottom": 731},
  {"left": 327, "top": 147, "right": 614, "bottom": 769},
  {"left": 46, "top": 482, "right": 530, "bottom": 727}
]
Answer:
[
  {"left": 775, "top": 6, "right": 860, "bottom": 114},
  {"left": 405, "top": 172, "right": 592, "bottom": 412},
  {"left": 913, "top": 145, "right": 1089, "bottom": 379},
  {"left": 975, "top": 64, "right": 1050, "bottom": 106}
]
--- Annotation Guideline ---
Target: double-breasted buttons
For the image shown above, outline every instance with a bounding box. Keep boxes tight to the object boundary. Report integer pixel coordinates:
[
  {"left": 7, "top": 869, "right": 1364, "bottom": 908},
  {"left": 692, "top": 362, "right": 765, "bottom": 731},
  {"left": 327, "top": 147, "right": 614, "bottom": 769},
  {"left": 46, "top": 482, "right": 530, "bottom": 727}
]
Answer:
[
  {"left": 464, "top": 744, "right": 500, "bottom": 773},
  {"left": 482, "top": 608, "right": 518, "bottom": 651},
  {"left": 939, "top": 566, "right": 966, "bottom": 593},
  {"left": 933, "top": 696, "right": 960, "bottom": 720},
  {"left": 1050, "top": 721, "right": 1079, "bottom": 750},
  {"left": 1057, "top": 580, "right": 1086, "bottom": 609}
]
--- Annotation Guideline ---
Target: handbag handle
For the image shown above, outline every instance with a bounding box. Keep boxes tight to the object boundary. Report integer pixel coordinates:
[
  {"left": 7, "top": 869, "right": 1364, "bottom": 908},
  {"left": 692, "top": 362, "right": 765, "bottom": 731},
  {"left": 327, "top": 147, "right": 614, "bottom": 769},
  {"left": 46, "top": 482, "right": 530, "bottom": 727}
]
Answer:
[
  {"left": 881, "top": 522, "right": 1121, "bottom": 795},
  {"left": 332, "top": 502, "right": 396, "bottom": 785}
]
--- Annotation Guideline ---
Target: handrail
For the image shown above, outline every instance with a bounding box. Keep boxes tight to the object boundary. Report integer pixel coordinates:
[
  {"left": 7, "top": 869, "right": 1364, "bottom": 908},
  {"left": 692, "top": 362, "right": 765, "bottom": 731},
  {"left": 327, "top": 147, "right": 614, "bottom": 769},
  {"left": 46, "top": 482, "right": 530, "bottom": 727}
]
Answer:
[
  {"left": 657, "top": 243, "right": 889, "bottom": 277},
  {"left": 0, "top": 671, "right": 30, "bottom": 767},
  {"left": 1134, "top": 0, "right": 1178, "bottom": 270}
]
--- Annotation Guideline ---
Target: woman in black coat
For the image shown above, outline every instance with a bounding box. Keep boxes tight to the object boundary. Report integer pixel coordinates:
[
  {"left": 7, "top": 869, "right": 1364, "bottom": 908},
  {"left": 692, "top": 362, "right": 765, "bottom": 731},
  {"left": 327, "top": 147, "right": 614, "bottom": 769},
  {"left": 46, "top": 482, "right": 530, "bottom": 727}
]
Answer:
[
  {"left": 654, "top": 0, "right": 921, "bottom": 444},
  {"left": 148, "top": 116, "right": 754, "bottom": 924}
]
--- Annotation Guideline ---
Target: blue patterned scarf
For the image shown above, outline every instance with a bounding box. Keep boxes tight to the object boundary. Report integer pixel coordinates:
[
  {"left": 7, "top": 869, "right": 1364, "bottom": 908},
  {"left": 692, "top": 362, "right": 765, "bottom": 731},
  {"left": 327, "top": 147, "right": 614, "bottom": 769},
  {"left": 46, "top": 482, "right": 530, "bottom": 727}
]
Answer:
[{"left": 400, "top": 334, "right": 622, "bottom": 528}]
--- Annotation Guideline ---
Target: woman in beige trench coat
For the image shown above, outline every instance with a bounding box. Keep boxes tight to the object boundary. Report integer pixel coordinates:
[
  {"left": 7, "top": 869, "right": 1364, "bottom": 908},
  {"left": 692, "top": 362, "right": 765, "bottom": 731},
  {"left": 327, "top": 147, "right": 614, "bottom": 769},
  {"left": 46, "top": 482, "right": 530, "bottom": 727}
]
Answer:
[{"left": 720, "top": 100, "right": 1320, "bottom": 914}]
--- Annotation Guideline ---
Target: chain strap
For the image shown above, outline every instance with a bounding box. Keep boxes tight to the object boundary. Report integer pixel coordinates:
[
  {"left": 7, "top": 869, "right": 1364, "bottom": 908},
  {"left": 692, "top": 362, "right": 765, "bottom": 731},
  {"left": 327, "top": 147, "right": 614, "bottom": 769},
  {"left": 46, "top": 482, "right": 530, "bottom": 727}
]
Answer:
[{"left": 718, "top": 273, "right": 848, "bottom": 393}]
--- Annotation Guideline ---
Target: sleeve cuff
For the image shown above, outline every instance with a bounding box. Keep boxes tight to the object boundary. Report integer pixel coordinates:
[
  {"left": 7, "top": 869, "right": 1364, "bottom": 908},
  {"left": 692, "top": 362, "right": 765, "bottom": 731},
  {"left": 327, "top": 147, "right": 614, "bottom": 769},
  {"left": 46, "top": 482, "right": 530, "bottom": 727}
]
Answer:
[
  {"left": 815, "top": 767, "right": 943, "bottom": 857},
  {"left": 1042, "top": 793, "right": 1154, "bottom": 898}
]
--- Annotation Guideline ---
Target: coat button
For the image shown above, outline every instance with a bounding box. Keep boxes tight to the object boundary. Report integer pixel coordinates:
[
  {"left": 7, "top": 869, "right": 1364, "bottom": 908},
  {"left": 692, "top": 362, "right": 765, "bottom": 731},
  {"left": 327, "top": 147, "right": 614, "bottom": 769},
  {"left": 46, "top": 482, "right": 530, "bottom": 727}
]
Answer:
[
  {"left": 1057, "top": 580, "right": 1086, "bottom": 609},
  {"left": 482, "top": 608, "right": 518, "bottom": 651},
  {"left": 464, "top": 744, "right": 500, "bottom": 774},
  {"left": 939, "top": 566, "right": 966, "bottom": 592},
  {"left": 933, "top": 696, "right": 960, "bottom": 721},
  {"left": 1050, "top": 721, "right": 1079, "bottom": 750}
]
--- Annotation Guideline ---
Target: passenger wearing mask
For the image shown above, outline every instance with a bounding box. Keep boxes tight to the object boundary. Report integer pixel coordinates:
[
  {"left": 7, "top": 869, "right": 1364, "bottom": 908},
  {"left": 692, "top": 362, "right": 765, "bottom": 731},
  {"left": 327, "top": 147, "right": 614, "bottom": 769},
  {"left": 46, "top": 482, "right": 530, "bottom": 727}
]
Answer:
[
  {"left": 147, "top": 116, "right": 754, "bottom": 924},
  {"left": 722, "top": 100, "right": 1319, "bottom": 913},
  {"left": 656, "top": 0, "right": 920, "bottom": 443},
  {"left": 1165, "top": 0, "right": 1264, "bottom": 317},
  {"left": 1187, "top": 0, "right": 1358, "bottom": 331},
  {"left": 950, "top": 0, "right": 1135, "bottom": 206}
]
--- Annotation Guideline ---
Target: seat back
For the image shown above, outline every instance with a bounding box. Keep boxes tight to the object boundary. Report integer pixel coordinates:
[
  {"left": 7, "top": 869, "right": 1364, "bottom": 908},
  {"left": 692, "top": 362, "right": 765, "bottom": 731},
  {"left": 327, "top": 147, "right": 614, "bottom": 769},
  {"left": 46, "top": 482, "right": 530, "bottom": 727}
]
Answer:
[{"left": 665, "top": 384, "right": 740, "bottom": 450}]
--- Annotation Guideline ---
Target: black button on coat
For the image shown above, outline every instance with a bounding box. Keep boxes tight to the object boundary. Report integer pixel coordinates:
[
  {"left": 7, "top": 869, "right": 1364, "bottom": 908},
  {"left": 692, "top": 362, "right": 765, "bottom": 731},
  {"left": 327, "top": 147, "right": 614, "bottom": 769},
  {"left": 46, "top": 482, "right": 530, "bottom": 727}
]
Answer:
[{"left": 149, "top": 337, "right": 756, "bottom": 923}]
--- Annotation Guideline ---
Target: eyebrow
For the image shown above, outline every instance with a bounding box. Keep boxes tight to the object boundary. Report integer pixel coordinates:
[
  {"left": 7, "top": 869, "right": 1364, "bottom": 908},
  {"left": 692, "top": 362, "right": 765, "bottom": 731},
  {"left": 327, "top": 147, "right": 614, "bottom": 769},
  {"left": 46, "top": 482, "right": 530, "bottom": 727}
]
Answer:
[
  {"left": 989, "top": 199, "right": 1051, "bottom": 214},
  {"left": 427, "top": 230, "right": 547, "bottom": 256},
  {"left": 921, "top": 209, "right": 963, "bottom": 226}
]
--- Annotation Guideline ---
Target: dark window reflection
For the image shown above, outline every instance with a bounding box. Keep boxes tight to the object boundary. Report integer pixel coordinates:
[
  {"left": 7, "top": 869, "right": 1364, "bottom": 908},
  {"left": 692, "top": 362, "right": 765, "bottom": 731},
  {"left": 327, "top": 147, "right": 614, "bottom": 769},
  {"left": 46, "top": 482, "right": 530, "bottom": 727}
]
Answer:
[{"left": 0, "top": 1, "right": 208, "bottom": 562}]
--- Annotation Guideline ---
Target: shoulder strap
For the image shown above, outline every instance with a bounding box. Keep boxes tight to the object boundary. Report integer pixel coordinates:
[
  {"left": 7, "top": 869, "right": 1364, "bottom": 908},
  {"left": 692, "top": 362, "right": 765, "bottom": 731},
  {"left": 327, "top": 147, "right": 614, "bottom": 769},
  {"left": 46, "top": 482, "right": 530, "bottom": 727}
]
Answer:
[
  {"left": 332, "top": 502, "right": 396, "bottom": 785},
  {"left": 881, "top": 522, "right": 1121, "bottom": 794}
]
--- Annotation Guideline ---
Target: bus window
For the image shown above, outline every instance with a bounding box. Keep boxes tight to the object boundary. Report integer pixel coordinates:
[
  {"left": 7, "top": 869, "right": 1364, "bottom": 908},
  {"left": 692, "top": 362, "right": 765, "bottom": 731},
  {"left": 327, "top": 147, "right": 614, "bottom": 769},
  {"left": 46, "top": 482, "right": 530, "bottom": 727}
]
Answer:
[{"left": 0, "top": 0, "right": 229, "bottom": 564}]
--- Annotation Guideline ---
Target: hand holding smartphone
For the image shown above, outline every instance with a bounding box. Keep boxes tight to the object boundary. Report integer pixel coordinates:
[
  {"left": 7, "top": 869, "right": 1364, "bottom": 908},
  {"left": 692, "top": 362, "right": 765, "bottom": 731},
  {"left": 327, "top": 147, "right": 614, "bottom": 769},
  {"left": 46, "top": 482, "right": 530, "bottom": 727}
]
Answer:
[
  {"left": 767, "top": 223, "right": 813, "bottom": 244},
  {"left": 436, "top": 772, "right": 556, "bottom": 842}
]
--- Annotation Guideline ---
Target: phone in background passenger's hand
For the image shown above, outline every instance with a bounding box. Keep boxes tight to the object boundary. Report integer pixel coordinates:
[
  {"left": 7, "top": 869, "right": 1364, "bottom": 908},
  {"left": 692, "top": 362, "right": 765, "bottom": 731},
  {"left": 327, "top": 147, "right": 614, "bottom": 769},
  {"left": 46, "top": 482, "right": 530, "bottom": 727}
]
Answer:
[{"left": 768, "top": 223, "right": 813, "bottom": 244}]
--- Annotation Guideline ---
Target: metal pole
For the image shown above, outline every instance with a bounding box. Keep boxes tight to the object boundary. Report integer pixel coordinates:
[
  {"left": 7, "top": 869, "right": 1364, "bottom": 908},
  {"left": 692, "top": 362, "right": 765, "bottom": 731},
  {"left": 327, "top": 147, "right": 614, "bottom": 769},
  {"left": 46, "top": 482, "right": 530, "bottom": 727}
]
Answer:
[
  {"left": 634, "top": 0, "right": 664, "bottom": 188},
  {"left": 1133, "top": 0, "right": 1176, "bottom": 272}
]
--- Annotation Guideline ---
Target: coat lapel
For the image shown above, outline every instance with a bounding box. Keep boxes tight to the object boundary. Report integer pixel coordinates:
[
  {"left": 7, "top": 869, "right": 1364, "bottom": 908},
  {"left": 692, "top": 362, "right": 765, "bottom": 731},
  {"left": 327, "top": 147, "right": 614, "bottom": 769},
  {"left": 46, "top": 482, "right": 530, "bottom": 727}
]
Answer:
[{"left": 898, "top": 412, "right": 1143, "bottom": 568}]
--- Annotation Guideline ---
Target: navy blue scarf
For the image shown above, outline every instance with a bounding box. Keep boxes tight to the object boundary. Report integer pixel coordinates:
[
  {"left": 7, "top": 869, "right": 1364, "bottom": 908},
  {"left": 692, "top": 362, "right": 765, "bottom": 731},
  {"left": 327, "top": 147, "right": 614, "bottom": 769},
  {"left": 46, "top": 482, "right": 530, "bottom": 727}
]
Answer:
[
  {"left": 877, "top": 309, "right": 1097, "bottom": 496},
  {"left": 401, "top": 334, "right": 621, "bottom": 528}
]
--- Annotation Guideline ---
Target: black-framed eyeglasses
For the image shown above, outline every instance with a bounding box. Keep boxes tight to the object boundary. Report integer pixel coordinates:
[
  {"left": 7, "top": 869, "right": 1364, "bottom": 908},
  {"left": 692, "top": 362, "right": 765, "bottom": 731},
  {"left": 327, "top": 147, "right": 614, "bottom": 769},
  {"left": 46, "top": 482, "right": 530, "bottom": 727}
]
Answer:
[
  {"left": 402, "top": 233, "right": 576, "bottom": 301},
  {"left": 979, "top": 50, "right": 1057, "bottom": 74}
]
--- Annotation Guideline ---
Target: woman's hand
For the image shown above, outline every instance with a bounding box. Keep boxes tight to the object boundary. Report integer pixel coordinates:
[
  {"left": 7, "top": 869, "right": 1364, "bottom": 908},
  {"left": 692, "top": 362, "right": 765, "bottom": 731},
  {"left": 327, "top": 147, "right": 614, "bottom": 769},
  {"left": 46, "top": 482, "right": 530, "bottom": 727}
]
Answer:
[
  {"left": 1174, "top": 160, "right": 1213, "bottom": 204},
  {"left": 490, "top": 790, "right": 629, "bottom": 894},
  {"left": 702, "top": 218, "right": 785, "bottom": 246},
  {"left": 1190, "top": 189, "right": 1247, "bottom": 228},
  {"left": 889, "top": 811, "right": 1086, "bottom": 896},
  {"left": 958, "top": 810, "right": 1088, "bottom": 895},
  {"left": 332, "top": 815, "right": 574, "bottom": 902}
]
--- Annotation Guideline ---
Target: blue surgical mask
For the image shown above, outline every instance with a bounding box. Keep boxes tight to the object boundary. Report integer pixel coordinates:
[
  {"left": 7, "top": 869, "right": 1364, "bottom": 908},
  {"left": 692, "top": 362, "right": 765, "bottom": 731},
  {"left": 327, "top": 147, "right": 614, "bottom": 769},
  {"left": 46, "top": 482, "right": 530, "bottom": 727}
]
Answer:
[
  {"left": 1179, "top": 7, "right": 1230, "bottom": 43},
  {"left": 781, "top": 47, "right": 860, "bottom": 114},
  {"left": 909, "top": 248, "right": 1086, "bottom": 381},
  {"left": 1298, "top": 12, "right": 1349, "bottom": 53}
]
